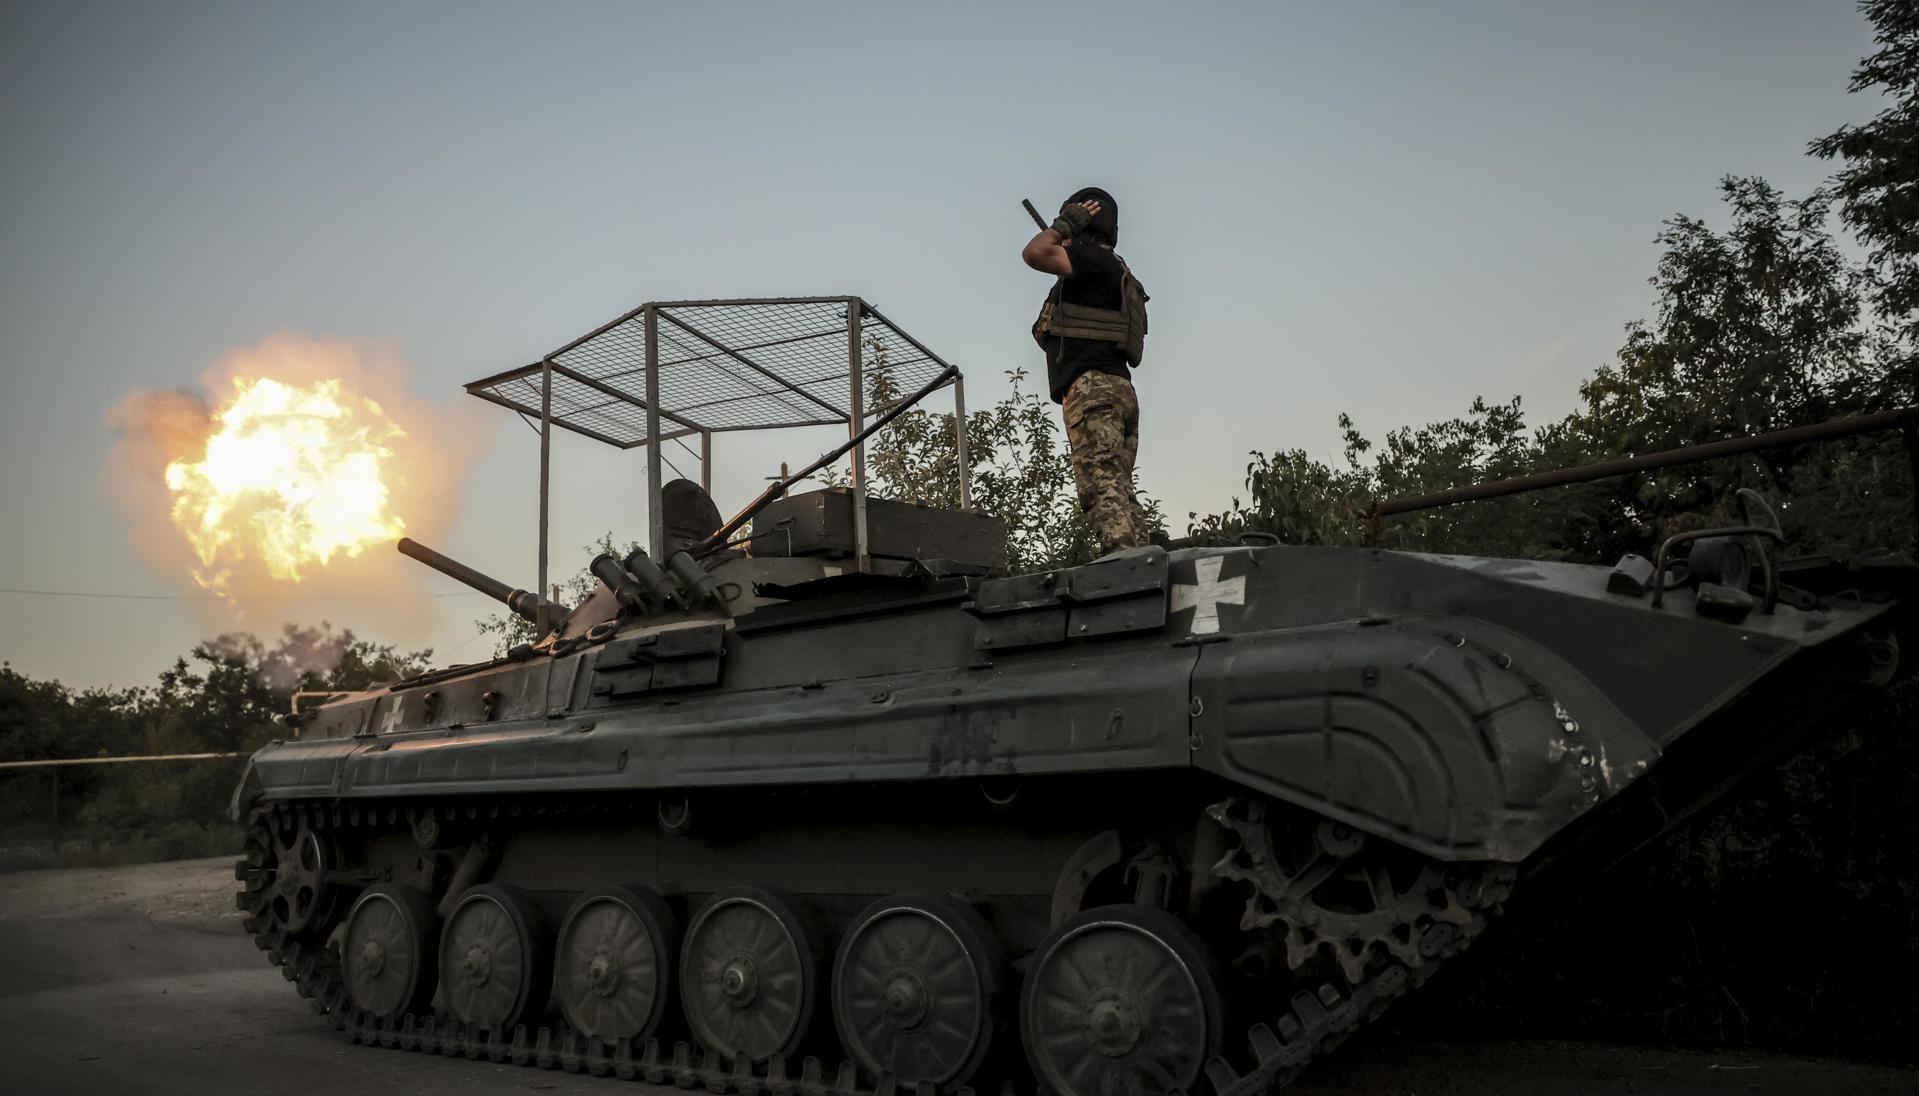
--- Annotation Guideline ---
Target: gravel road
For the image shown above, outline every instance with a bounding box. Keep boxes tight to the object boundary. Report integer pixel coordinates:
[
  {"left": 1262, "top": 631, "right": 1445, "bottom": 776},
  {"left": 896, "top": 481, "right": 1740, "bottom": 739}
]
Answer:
[{"left": 0, "top": 858, "right": 1907, "bottom": 1096}]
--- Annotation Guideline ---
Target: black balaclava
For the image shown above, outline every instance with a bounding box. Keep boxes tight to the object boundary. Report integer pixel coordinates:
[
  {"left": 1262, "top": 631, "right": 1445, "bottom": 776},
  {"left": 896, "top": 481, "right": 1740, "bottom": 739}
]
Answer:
[{"left": 1063, "top": 186, "right": 1118, "bottom": 247}]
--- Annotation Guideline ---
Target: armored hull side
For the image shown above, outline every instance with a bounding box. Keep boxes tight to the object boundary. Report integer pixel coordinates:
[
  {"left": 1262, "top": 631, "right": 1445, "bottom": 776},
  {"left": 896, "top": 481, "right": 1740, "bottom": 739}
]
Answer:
[{"left": 232, "top": 543, "right": 1905, "bottom": 1095}]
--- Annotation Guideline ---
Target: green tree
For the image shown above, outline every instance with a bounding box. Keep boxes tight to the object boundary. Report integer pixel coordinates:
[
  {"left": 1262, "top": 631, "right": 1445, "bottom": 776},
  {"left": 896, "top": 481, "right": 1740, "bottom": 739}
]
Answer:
[
  {"left": 1571, "top": 177, "right": 1903, "bottom": 558},
  {"left": 850, "top": 363, "right": 1121, "bottom": 571},
  {"left": 821, "top": 348, "right": 1165, "bottom": 570},
  {"left": 1193, "top": 177, "right": 1906, "bottom": 560},
  {"left": 1188, "top": 398, "right": 1589, "bottom": 558},
  {"left": 0, "top": 665, "right": 147, "bottom": 836},
  {"left": 78, "top": 625, "right": 432, "bottom": 838},
  {"left": 0, "top": 626, "right": 432, "bottom": 867},
  {"left": 1812, "top": 0, "right": 1919, "bottom": 386}
]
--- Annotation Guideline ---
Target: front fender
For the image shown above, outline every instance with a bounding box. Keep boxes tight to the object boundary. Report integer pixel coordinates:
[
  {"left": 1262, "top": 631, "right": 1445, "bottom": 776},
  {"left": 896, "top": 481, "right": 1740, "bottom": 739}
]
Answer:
[
  {"left": 1191, "top": 616, "right": 1660, "bottom": 862},
  {"left": 227, "top": 755, "right": 265, "bottom": 823}
]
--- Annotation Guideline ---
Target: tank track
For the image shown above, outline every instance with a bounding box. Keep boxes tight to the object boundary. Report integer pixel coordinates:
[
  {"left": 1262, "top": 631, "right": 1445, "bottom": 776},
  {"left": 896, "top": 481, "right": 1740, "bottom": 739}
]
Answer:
[{"left": 236, "top": 795, "right": 1513, "bottom": 1096}]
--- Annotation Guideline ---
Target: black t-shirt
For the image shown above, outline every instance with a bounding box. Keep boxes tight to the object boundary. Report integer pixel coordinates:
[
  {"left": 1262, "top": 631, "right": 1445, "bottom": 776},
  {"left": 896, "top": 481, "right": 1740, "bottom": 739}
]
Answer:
[{"left": 1043, "top": 242, "right": 1132, "bottom": 402}]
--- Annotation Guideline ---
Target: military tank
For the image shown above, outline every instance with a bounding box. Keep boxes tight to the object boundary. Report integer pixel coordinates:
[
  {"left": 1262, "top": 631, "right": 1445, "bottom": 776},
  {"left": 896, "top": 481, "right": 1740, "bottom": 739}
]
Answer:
[
  {"left": 228, "top": 298, "right": 1914, "bottom": 1094},
  {"left": 230, "top": 463, "right": 1912, "bottom": 1095}
]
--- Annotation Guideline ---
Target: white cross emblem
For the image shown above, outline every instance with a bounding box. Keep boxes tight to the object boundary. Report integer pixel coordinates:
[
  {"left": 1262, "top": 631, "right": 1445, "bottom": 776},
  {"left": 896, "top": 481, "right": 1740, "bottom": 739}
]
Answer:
[{"left": 1170, "top": 555, "right": 1247, "bottom": 635}]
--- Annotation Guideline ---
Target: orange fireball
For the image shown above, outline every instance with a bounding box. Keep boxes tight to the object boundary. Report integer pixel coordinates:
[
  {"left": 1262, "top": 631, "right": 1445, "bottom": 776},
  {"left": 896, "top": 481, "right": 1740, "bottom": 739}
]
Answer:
[{"left": 164, "top": 376, "right": 407, "bottom": 591}]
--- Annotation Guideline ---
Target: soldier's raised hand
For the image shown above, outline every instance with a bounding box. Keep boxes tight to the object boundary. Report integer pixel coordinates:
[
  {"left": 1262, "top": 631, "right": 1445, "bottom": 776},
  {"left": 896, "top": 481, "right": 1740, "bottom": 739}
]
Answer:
[{"left": 1051, "top": 199, "right": 1100, "bottom": 239}]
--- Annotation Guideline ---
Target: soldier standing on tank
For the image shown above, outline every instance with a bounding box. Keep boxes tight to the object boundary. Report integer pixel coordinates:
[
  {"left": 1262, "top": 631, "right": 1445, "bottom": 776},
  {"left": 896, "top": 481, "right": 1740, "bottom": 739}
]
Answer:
[{"left": 1022, "top": 186, "right": 1150, "bottom": 555}]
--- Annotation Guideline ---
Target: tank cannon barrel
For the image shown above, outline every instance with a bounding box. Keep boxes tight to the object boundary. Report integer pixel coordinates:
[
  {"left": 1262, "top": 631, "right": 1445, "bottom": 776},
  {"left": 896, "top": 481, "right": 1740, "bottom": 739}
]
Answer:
[{"left": 398, "top": 537, "right": 567, "bottom": 625}]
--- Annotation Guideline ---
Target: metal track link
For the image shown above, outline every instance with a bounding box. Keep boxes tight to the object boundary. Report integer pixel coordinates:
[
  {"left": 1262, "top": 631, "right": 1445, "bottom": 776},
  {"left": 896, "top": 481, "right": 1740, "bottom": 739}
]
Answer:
[
  {"left": 1203, "top": 962, "right": 1420, "bottom": 1095},
  {"left": 238, "top": 794, "right": 1499, "bottom": 1096},
  {"left": 338, "top": 1012, "right": 979, "bottom": 1096}
]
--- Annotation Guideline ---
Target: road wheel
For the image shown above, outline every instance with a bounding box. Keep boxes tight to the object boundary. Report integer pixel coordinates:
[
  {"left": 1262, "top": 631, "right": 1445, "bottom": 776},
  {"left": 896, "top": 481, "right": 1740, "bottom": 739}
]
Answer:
[
  {"left": 832, "top": 893, "right": 1004, "bottom": 1093},
  {"left": 340, "top": 882, "right": 438, "bottom": 1020},
  {"left": 553, "top": 885, "right": 679, "bottom": 1042},
  {"left": 1021, "top": 904, "right": 1224, "bottom": 1096},
  {"left": 439, "top": 883, "right": 552, "bottom": 1031},
  {"left": 680, "top": 886, "right": 817, "bottom": 1064}
]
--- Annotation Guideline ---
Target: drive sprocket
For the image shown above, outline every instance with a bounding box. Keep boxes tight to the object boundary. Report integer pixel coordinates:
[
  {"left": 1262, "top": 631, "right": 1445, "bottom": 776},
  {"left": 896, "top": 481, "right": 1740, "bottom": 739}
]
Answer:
[
  {"left": 1208, "top": 798, "right": 1514, "bottom": 984},
  {"left": 236, "top": 809, "right": 349, "bottom": 1013}
]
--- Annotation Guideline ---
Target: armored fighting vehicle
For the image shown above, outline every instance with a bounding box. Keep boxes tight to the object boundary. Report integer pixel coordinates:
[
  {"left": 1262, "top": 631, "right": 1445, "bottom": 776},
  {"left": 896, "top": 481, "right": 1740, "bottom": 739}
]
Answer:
[{"left": 230, "top": 299, "right": 1914, "bottom": 1095}]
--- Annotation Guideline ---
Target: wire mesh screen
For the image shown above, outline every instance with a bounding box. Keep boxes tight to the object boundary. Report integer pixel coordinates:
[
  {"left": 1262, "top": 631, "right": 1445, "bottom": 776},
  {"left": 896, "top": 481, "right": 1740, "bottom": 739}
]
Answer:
[{"left": 464, "top": 297, "right": 953, "bottom": 448}]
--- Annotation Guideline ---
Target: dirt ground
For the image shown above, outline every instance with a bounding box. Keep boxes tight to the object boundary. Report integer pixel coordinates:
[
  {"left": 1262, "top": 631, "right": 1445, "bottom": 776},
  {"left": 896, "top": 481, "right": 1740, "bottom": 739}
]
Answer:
[{"left": 0, "top": 857, "right": 1908, "bottom": 1096}]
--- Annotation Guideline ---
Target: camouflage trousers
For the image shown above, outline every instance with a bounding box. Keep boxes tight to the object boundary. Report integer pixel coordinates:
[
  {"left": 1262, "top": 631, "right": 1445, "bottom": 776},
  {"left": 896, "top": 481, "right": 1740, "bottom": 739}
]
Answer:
[{"left": 1062, "top": 370, "right": 1149, "bottom": 554}]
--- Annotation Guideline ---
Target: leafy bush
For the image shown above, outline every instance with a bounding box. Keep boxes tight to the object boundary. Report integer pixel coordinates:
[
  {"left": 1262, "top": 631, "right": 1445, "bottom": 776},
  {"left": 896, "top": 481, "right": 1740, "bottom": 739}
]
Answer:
[{"left": 0, "top": 624, "right": 430, "bottom": 869}]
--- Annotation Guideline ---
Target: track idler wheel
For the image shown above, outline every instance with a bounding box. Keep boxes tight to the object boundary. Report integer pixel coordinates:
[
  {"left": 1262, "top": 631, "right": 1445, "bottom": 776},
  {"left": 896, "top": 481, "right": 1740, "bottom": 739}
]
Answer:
[
  {"left": 439, "top": 883, "right": 554, "bottom": 1032},
  {"left": 680, "top": 886, "right": 818, "bottom": 1065},
  {"left": 553, "top": 885, "right": 680, "bottom": 1043},
  {"left": 1021, "top": 904, "right": 1224, "bottom": 1096},
  {"left": 243, "top": 812, "right": 342, "bottom": 939},
  {"left": 341, "top": 883, "right": 439, "bottom": 1020},
  {"left": 832, "top": 893, "right": 1005, "bottom": 1093}
]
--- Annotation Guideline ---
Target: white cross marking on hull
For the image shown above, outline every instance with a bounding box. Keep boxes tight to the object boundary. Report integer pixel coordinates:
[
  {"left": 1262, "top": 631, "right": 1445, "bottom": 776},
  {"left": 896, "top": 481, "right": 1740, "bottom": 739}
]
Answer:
[{"left": 1171, "top": 555, "right": 1247, "bottom": 635}]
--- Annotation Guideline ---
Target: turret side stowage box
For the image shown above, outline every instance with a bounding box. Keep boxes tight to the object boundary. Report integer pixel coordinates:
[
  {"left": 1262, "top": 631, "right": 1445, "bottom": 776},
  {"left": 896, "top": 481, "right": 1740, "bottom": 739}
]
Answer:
[{"left": 748, "top": 487, "right": 1007, "bottom": 572}]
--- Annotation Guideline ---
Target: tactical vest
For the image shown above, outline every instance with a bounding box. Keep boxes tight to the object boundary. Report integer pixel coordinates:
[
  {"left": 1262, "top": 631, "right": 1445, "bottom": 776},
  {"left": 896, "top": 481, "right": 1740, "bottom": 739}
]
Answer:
[{"left": 1032, "top": 254, "right": 1149, "bottom": 368}]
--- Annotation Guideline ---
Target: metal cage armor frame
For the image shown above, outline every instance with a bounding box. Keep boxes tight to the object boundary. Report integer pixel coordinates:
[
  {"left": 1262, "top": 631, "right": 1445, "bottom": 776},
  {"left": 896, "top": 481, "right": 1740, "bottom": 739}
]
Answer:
[{"left": 464, "top": 297, "right": 972, "bottom": 629}]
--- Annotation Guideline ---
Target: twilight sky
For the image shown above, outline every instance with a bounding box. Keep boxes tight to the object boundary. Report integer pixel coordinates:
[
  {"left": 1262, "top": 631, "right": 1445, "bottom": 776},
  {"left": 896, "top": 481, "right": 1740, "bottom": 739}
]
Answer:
[{"left": 0, "top": 1, "right": 1884, "bottom": 689}]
